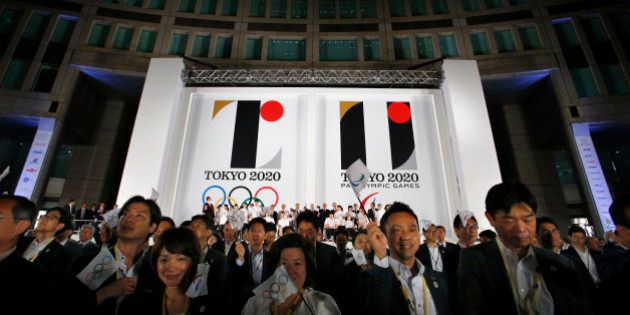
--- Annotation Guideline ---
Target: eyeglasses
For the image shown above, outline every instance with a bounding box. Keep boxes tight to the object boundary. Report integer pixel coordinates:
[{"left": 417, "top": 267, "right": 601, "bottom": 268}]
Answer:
[{"left": 465, "top": 224, "right": 479, "bottom": 230}]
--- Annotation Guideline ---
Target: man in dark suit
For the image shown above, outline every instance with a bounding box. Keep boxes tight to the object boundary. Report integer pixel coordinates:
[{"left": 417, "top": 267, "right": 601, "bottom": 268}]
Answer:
[
  {"left": 435, "top": 225, "right": 456, "bottom": 251},
  {"left": 416, "top": 223, "right": 447, "bottom": 273},
  {"left": 597, "top": 195, "right": 630, "bottom": 315},
  {"left": 360, "top": 202, "right": 450, "bottom": 315},
  {"left": 78, "top": 223, "right": 100, "bottom": 255},
  {"left": 55, "top": 220, "right": 82, "bottom": 258},
  {"left": 66, "top": 196, "right": 163, "bottom": 315},
  {"left": 64, "top": 199, "right": 76, "bottom": 217},
  {"left": 0, "top": 195, "right": 56, "bottom": 314},
  {"left": 227, "top": 217, "right": 272, "bottom": 315},
  {"left": 459, "top": 182, "right": 591, "bottom": 315},
  {"left": 561, "top": 224, "right": 601, "bottom": 284},
  {"left": 202, "top": 196, "right": 215, "bottom": 224},
  {"left": 190, "top": 214, "right": 228, "bottom": 291},
  {"left": 76, "top": 202, "right": 93, "bottom": 227},
  {"left": 18, "top": 206, "right": 73, "bottom": 275},
  {"left": 296, "top": 211, "right": 342, "bottom": 299}
]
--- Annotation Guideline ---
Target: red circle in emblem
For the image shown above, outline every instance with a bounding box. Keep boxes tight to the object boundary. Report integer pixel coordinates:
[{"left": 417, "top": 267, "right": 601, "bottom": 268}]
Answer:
[
  {"left": 260, "top": 100, "right": 284, "bottom": 122},
  {"left": 388, "top": 102, "right": 411, "bottom": 124}
]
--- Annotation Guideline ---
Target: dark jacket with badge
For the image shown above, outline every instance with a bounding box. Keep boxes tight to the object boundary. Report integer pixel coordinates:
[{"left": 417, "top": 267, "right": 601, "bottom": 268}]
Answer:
[
  {"left": 459, "top": 240, "right": 592, "bottom": 315},
  {"left": 65, "top": 246, "right": 162, "bottom": 315},
  {"left": 359, "top": 263, "right": 451, "bottom": 315}
]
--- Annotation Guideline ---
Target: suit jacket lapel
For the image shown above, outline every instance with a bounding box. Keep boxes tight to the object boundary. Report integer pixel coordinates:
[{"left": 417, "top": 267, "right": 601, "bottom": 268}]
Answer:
[
  {"left": 485, "top": 241, "right": 519, "bottom": 313},
  {"left": 386, "top": 267, "right": 412, "bottom": 315}
]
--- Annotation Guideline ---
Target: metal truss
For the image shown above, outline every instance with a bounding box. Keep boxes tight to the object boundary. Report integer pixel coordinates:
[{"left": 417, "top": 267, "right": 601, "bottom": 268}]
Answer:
[{"left": 183, "top": 68, "right": 443, "bottom": 88}]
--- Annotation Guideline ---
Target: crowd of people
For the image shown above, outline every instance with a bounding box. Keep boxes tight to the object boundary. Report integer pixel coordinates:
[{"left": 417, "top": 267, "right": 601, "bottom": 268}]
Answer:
[{"left": 0, "top": 182, "right": 628, "bottom": 314}]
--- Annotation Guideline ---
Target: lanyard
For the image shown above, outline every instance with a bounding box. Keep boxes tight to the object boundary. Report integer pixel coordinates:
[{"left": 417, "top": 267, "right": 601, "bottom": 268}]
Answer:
[
  {"left": 428, "top": 246, "right": 442, "bottom": 271},
  {"left": 393, "top": 267, "right": 429, "bottom": 315},
  {"left": 496, "top": 239, "right": 542, "bottom": 314}
]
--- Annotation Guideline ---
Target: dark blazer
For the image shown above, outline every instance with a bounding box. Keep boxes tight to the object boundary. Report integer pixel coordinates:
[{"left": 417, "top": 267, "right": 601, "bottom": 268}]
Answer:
[
  {"left": 596, "top": 248, "right": 630, "bottom": 315},
  {"left": 459, "top": 240, "right": 592, "bottom": 315},
  {"left": 359, "top": 263, "right": 450, "bottom": 315},
  {"left": 226, "top": 242, "right": 272, "bottom": 315},
  {"left": 63, "top": 238, "right": 83, "bottom": 258},
  {"left": 17, "top": 236, "right": 73, "bottom": 275},
  {"left": 66, "top": 246, "right": 163, "bottom": 315},
  {"left": 560, "top": 246, "right": 602, "bottom": 313},
  {"left": 416, "top": 243, "right": 447, "bottom": 273},
  {"left": 80, "top": 241, "right": 101, "bottom": 255},
  {"left": 313, "top": 241, "right": 343, "bottom": 297},
  {"left": 119, "top": 289, "right": 225, "bottom": 315},
  {"left": 202, "top": 247, "right": 228, "bottom": 291},
  {"left": 0, "top": 250, "right": 56, "bottom": 314},
  {"left": 76, "top": 207, "right": 94, "bottom": 220}
]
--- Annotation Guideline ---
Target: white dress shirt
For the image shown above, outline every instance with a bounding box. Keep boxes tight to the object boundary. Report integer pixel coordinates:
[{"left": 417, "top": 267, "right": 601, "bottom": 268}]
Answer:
[
  {"left": 573, "top": 246, "right": 601, "bottom": 284},
  {"left": 427, "top": 244, "right": 443, "bottom": 272},
  {"left": 236, "top": 246, "right": 264, "bottom": 285},
  {"left": 496, "top": 238, "right": 554, "bottom": 315},
  {"left": 373, "top": 256, "right": 437, "bottom": 315},
  {"left": 23, "top": 238, "right": 54, "bottom": 262}
]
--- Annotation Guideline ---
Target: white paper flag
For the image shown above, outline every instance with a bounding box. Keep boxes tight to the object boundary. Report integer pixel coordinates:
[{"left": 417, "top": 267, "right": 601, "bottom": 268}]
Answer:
[
  {"left": 253, "top": 265, "right": 298, "bottom": 304},
  {"left": 346, "top": 159, "right": 371, "bottom": 198},
  {"left": 76, "top": 247, "right": 117, "bottom": 290},
  {"left": 186, "top": 263, "right": 210, "bottom": 298},
  {"left": 352, "top": 248, "right": 368, "bottom": 266},
  {"left": 457, "top": 210, "right": 476, "bottom": 227},
  {"left": 150, "top": 188, "right": 159, "bottom": 201},
  {"left": 102, "top": 208, "right": 120, "bottom": 228}
]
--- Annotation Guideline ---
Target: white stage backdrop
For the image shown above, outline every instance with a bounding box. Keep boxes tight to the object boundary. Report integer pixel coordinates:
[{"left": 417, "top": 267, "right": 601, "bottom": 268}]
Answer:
[{"left": 118, "top": 58, "right": 502, "bottom": 234}]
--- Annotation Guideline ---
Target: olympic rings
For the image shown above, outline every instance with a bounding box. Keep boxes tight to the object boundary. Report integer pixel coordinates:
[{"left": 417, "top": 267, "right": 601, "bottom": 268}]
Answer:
[
  {"left": 229, "top": 186, "right": 252, "bottom": 208},
  {"left": 241, "top": 197, "right": 264, "bottom": 207},
  {"left": 201, "top": 185, "right": 226, "bottom": 206},
  {"left": 84, "top": 255, "right": 114, "bottom": 283},
  {"left": 215, "top": 196, "right": 239, "bottom": 208},
  {"left": 202, "top": 185, "right": 280, "bottom": 208},
  {"left": 254, "top": 186, "right": 279, "bottom": 207}
]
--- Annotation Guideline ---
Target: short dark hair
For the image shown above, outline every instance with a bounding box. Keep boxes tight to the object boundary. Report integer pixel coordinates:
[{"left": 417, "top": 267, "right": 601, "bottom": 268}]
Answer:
[
  {"left": 268, "top": 233, "right": 317, "bottom": 288},
  {"left": 485, "top": 182, "right": 537, "bottom": 217},
  {"left": 536, "top": 216, "right": 558, "bottom": 234},
  {"left": 264, "top": 222, "right": 276, "bottom": 233},
  {"left": 191, "top": 214, "right": 213, "bottom": 230},
  {"left": 0, "top": 195, "right": 37, "bottom": 224},
  {"left": 248, "top": 217, "right": 267, "bottom": 231},
  {"left": 609, "top": 194, "right": 630, "bottom": 229},
  {"left": 453, "top": 214, "right": 477, "bottom": 230},
  {"left": 379, "top": 202, "right": 418, "bottom": 233},
  {"left": 568, "top": 224, "right": 586, "bottom": 237},
  {"left": 479, "top": 229, "right": 497, "bottom": 239},
  {"left": 118, "top": 196, "right": 162, "bottom": 226},
  {"left": 152, "top": 227, "right": 200, "bottom": 294},
  {"left": 296, "top": 211, "right": 321, "bottom": 231},
  {"left": 334, "top": 228, "right": 348, "bottom": 239},
  {"left": 353, "top": 229, "right": 367, "bottom": 244},
  {"left": 435, "top": 225, "right": 446, "bottom": 232},
  {"left": 47, "top": 207, "right": 70, "bottom": 235},
  {"left": 282, "top": 226, "right": 295, "bottom": 234},
  {"left": 180, "top": 220, "right": 191, "bottom": 228},
  {"left": 160, "top": 216, "right": 176, "bottom": 228}
]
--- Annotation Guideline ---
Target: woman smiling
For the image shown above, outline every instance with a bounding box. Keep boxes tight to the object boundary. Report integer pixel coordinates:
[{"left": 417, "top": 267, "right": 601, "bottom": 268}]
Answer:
[
  {"left": 242, "top": 234, "right": 341, "bottom": 315},
  {"left": 120, "top": 227, "right": 219, "bottom": 315}
]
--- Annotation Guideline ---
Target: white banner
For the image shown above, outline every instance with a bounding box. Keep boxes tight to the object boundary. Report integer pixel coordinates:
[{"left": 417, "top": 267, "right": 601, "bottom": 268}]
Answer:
[{"left": 174, "top": 93, "right": 305, "bottom": 223}]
